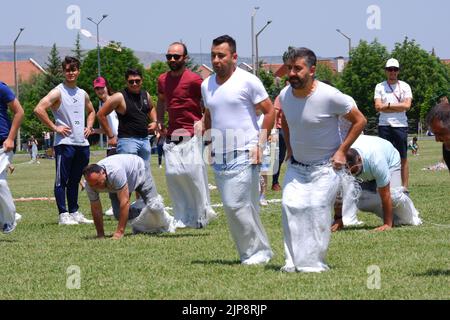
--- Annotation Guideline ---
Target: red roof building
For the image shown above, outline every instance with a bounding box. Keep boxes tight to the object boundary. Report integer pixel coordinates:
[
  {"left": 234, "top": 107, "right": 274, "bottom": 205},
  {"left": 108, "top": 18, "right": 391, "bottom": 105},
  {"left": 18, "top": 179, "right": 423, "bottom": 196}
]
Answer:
[{"left": 0, "top": 59, "right": 46, "bottom": 87}]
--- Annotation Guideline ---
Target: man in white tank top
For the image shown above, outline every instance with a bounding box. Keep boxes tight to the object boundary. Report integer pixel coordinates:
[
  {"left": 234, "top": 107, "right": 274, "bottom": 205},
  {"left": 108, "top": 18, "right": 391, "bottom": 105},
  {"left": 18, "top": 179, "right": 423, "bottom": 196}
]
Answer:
[{"left": 34, "top": 56, "right": 96, "bottom": 226}]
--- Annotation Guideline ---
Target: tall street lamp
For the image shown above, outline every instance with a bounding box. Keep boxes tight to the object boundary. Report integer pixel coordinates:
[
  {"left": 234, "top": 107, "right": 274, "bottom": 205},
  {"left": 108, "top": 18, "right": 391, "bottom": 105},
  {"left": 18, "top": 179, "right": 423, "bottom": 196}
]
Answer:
[
  {"left": 14, "top": 27, "right": 24, "bottom": 151},
  {"left": 251, "top": 6, "right": 260, "bottom": 74},
  {"left": 336, "top": 28, "right": 352, "bottom": 59},
  {"left": 87, "top": 14, "right": 108, "bottom": 76},
  {"left": 255, "top": 20, "right": 272, "bottom": 76}
]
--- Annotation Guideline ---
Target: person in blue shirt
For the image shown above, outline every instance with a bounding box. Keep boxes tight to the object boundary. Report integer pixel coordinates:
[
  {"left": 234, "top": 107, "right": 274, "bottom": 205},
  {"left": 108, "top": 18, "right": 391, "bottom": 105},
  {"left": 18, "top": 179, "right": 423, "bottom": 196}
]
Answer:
[
  {"left": 331, "top": 135, "right": 422, "bottom": 232},
  {"left": 0, "top": 81, "right": 24, "bottom": 234}
]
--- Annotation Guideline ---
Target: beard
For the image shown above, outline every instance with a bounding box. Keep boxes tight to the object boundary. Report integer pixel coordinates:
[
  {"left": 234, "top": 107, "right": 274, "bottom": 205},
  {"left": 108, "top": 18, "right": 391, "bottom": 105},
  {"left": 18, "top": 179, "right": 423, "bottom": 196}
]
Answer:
[
  {"left": 169, "top": 61, "right": 185, "bottom": 72},
  {"left": 289, "top": 75, "right": 309, "bottom": 89}
]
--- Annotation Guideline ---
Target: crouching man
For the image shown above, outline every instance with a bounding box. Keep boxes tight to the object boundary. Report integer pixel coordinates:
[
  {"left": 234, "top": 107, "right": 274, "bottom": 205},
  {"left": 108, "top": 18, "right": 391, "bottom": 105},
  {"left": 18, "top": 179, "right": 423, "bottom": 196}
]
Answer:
[
  {"left": 332, "top": 135, "right": 422, "bottom": 232},
  {"left": 83, "top": 154, "right": 175, "bottom": 239}
]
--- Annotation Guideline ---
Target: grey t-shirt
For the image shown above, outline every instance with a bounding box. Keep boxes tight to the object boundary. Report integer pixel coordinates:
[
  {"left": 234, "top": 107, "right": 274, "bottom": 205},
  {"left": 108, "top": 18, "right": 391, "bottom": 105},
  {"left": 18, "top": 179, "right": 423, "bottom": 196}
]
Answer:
[
  {"left": 85, "top": 154, "right": 146, "bottom": 201},
  {"left": 280, "top": 81, "right": 353, "bottom": 164}
]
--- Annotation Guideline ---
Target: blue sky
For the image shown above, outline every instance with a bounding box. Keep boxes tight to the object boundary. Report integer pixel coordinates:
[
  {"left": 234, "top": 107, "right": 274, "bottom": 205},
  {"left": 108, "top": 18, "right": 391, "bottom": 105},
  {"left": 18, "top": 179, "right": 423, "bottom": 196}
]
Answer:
[{"left": 1, "top": 0, "right": 449, "bottom": 58}]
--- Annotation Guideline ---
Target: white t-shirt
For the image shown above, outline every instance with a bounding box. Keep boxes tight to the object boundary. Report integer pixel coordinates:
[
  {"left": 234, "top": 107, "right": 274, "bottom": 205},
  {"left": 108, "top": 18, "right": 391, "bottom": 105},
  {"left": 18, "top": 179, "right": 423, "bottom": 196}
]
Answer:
[
  {"left": 201, "top": 67, "right": 269, "bottom": 154},
  {"left": 374, "top": 80, "right": 412, "bottom": 127},
  {"left": 85, "top": 154, "right": 146, "bottom": 202},
  {"left": 351, "top": 135, "right": 401, "bottom": 188},
  {"left": 338, "top": 94, "right": 360, "bottom": 142},
  {"left": 280, "top": 81, "right": 352, "bottom": 164}
]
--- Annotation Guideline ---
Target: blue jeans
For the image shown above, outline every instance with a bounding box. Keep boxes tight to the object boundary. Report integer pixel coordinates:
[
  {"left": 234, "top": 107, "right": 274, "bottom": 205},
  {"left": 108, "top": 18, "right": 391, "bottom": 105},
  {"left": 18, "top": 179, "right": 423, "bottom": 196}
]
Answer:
[{"left": 117, "top": 137, "right": 151, "bottom": 169}]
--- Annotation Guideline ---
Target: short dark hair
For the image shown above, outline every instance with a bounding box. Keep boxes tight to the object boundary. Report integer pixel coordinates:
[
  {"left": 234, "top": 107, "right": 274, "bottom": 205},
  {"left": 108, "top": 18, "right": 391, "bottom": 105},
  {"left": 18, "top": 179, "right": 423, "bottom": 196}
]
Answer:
[
  {"left": 212, "top": 35, "right": 236, "bottom": 54},
  {"left": 82, "top": 164, "right": 105, "bottom": 177},
  {"left": 426, "top": 102, "right": 450, "bottom": 130},
  {"left": 62, "top": 56, "right": 81, "bottom": 70},
  {"left": 282, "top": 47, "right": 317, "bottom": 68},
  {"left": 345, "top": 148, "right": 361, "bottom": 168},
  {"left": 170, "top": 42, "right": 188, "bottom": 56},
  {"left": 125, "top": 68, "right": 142, "bottom": 79}
]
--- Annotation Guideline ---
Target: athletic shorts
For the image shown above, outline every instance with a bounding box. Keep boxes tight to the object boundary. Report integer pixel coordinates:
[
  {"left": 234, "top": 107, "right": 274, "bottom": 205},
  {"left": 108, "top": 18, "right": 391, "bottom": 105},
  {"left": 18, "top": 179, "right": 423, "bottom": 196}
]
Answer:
[{"left": 378, "top": 126, "right": 408, "bottom": 159}]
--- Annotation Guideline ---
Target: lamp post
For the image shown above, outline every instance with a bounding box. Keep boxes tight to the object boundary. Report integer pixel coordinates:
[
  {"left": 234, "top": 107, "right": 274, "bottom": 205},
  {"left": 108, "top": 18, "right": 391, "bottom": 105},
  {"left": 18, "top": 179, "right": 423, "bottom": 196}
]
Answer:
[
  {"left": 87, "top": 14, "right": 108, "bottom": 77},
  {"left": 251, "top": 6, "right": 260, "bottom": 74},
  {"left": 336, "top": 29, "right": 352, "bottom": 59},
  {"left": 255, "top": 20, "right": 272, "bottom": 76},
  {"left": 14, "top": 27, "right": 24, "bottom": 151},
  {"left": 87, "top": 15, "right": 108, "bottom": 148}
]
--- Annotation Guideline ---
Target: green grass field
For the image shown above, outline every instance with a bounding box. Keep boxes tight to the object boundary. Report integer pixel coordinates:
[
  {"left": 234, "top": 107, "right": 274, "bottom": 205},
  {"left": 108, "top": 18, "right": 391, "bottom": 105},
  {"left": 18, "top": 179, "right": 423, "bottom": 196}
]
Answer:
[{"left": 1, "top": 138, "right": 449, "bottom": 299}]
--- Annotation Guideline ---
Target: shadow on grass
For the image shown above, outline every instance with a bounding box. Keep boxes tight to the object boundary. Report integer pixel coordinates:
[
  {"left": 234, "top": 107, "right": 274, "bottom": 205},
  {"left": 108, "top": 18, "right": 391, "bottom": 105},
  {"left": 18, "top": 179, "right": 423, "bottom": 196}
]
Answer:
[
  {"left": 82, "top": 232, "right": 210, "bottom": 240},
  {"left": 0, "top": 238, "right": 19, "bottom": 243},
  {"left": 413, "top": 269, "right": 450, "bottom": 277},
  {"left": 191, "top": 259, "right": 241, "bottom": 266}
]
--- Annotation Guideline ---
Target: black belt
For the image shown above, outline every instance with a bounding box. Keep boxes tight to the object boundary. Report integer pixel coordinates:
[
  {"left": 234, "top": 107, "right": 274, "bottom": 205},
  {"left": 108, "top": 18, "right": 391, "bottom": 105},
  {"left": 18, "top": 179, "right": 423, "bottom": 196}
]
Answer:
[{"left": 290, "top": 156, "right": 328, "bottom": 167}]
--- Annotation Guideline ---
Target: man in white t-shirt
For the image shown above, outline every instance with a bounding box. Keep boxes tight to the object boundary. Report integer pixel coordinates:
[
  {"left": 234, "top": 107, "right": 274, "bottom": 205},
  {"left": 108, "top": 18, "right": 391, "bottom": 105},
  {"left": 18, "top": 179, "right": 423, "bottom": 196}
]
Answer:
[
  {"left": 280, "top": 47, "right": 366, "bottom": 272},
  {"left": 331, "top": 135, "right": 421, "bottom": 232},
  {"left": 201, "top": 35, "right": 275, "bottom": 265},
  {"left": 374, "top": 58, "right": 412, "bottom": 191}
]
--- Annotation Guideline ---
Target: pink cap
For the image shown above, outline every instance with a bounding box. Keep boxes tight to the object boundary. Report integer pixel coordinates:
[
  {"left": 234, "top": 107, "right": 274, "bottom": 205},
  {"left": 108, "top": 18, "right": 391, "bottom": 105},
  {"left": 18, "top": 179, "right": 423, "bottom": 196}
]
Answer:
[{"left": 93, "top": 76, "right": 106, "bottom": 88}]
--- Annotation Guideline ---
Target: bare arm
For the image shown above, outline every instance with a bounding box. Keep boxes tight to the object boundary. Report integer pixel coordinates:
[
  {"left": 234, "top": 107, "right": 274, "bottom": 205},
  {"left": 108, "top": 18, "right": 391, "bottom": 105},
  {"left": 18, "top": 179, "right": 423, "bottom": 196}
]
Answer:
[
  {"left": 90, "top": 200, "right": 104, "bottom": 238},
  {"left": 113, "top": 184, "right": 130, "bottom": 240},
  {"left": 375, "top": 184, "right": 393, "bottom": 231},
  {"left": 280, "top": 111, "right": 292, "bottom": 161},
  {"left": 332, "top": 107, "right": 367, "bottom": 169},
  {"left": 84, "top": 93, "right": 96, "bottom": 138},
  {"left": 147, "top": 92, "right": 157, "bottom": 134},
  {"left": 3, "top": 99, "right": 24, "bottom": 152},
  {"left": 156, "top": 92, "right": 166, "bottom": 132},
  {"left": 34, "top": 89, "right": 72, "bottom": 136},
  {"left": 98, "top": 92, "right": 123, "bottom": 146},
  {"left": 375, "top": 98, "right": 412, "bottom": 113}
]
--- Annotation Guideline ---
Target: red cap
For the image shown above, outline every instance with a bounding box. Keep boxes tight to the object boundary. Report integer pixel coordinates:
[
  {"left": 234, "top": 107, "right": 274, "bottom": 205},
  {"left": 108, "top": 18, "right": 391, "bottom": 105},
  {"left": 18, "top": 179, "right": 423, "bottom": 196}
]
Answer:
[{"left": 93, "top": 76, "right": 106, "bottom": 88}]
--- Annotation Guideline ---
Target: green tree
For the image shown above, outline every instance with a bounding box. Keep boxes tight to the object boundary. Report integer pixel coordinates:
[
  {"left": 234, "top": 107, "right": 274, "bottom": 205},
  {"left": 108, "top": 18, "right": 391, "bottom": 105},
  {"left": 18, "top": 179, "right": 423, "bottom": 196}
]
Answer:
[
  {"left": 337, "top": 39, "right": 389, "bottom": 127},
  {"left": 315, "top": 63, "right": 339, "bottom": 85},
  {"left": 257, "top": 67, "right": 282, "bottom": 101},
  {"left": 78, "top": 43, "right": 149, "bottom": 109},
  {"left": 43, "top": 43, "right": 64, "bottom": 93},
  {"left": 145, "top": 60, "right": 169, "bottom": 98},
  {"left": 72, "top": 32, "right": 85, "bottom": 63},
  {"left": 390, "top": 37, "right": 450, "bottom": 122}
]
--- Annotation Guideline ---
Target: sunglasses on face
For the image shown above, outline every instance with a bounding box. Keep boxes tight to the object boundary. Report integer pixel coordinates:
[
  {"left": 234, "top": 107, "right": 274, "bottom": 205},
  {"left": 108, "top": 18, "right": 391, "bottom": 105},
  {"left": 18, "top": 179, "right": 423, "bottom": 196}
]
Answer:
[
  {"left": 386, "top": 67, "right": 399, "bottom": 72},
  {"left": 128, "top": 79, "right": 142, "bottom": 85},
  {"left": 166, "top": 54, "right": 183, "bottom": 61}
]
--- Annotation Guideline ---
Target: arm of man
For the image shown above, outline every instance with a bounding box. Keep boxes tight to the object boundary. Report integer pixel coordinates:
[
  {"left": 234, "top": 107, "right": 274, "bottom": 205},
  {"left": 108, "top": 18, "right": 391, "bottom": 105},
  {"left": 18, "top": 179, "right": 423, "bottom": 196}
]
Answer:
[
  {"left": 112, "top": 183, "right": 130, "bottom": 240},
  {"left": 3, "top": 98, "right": 24, "bottom": 151},
  {"left": 252, "top": 98, "right": 275, "bottom": 164},
  {"left": 90, "top": 199, "right": 105, "bottom": 238},
  {"left": 375, "top": 183, "right": 393, "bottom": 231},
  {"left": 280, "top": 110, "right": 292, "bottom": 162},
  {"left": 156, "top": 91, "right": 167, "bottom": 136},
  {"left": 147, "top": 92, "right": 157, "bottom": 134},
  {"left": 34, "top": 89, "right": 72, "bottom": 136},
  {"left": 98, "top": 92, "right": 122, "bottom": 146},
  {"left": 332, "top": 107, "right": 367, "bottom": 169},
  {"left": 383, "top": 98, "right": 412, "bottom": 113},
  {"left": 84, "top": 93, "right": 96, "bottom": 138}
]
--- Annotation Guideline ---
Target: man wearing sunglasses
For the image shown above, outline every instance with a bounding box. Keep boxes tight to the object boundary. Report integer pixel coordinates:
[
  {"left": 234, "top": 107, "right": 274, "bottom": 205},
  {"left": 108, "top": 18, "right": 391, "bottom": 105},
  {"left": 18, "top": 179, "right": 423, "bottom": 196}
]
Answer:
[
  {"left": 374, "top": 58, "right": 413, "bottom": 192},
  {"left": 331, "top": 135, "right": 421, "bottom": 232},
  {"left": 157, "top": 42, "right": 216, "bottom": 229},
  {"left": 97, "top": 69, "right": 157, "bottom": 172}
]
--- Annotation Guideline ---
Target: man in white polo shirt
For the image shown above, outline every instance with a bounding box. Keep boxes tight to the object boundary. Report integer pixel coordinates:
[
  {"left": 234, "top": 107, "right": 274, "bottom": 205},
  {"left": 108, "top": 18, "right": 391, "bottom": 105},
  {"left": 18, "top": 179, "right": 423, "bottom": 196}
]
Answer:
[
  {"left": 374, "top": 58, "right": 413, "bottom": 191},
  {"left": 280, "top": 47, "right": 366, "bottom": 273},
  {"left": 201, "top": 35, "right": 275, "bottom": 265}
]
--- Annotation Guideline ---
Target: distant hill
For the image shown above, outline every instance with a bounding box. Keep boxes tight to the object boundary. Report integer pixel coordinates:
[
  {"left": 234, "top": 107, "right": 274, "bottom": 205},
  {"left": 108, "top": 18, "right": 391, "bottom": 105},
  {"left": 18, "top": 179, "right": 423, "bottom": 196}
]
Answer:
[{"left": 0, "top": 45, "right": 284, "bottom": 68}]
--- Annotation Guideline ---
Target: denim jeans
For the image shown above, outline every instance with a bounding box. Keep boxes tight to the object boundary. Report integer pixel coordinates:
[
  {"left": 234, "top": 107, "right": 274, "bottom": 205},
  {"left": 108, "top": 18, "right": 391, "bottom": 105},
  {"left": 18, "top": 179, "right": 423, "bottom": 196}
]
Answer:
[{"left": 117, "top": 137, "right": 151, "bottom": 170}]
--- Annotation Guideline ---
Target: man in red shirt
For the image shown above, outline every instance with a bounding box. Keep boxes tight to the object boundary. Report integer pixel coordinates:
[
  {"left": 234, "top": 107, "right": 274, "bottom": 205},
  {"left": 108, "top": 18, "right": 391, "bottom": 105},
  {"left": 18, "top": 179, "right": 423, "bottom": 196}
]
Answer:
[{"left": 157, "top": 42, "right": 216, "bottom": 229}]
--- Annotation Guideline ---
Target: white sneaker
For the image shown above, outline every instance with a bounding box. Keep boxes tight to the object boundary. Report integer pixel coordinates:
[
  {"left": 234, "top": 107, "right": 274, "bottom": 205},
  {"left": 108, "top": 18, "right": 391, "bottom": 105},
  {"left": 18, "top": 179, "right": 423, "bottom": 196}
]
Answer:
[
  {"left": 70, "top": 211, "right": 93, "bottom": 224},
  {"left": 59, "top": 212, "right": 79, "bottom": 225},
  {"left": 15, "top": 213, "right": 22, "bottom": 222},
  {"left": 104, "top": 207, "right": 114, "bottom": 216},
  {"left": 259, "top": 197, "right": 268, "bottom": 206}
]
